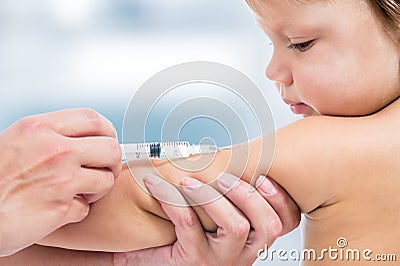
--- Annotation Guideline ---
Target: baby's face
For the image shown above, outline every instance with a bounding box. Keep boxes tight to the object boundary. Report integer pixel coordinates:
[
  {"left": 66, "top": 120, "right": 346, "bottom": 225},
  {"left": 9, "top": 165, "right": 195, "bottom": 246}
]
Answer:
[{"left": 252, "top": 0, "right": 400, "bottom": 116}]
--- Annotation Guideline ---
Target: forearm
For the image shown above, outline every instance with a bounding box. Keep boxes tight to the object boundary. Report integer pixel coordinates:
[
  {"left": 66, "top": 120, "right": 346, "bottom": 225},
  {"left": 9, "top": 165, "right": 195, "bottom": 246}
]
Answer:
[
  {"left": 37, "top": 141, "right": 266, "bottom": 252},
  {"left": 38, "top": 163, "right": 177, "bottom": 252},
  {"left": 0, "top": 244, "right": 113, "bottom": 266}
]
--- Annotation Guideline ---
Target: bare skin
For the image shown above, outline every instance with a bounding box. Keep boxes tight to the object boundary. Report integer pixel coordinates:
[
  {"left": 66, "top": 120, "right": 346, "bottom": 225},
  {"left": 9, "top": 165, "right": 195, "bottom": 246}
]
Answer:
[
  {"left": 0, "top": 174, "right": 298, "bottom": 266},
  {"left": 31, "top": 98, "right": 400, "bottom": 265},
  {"left": 0, "top": 109, "right": 122, "bottom": 256},
  {"left": 245, "top": 0, "right": 400, "bottom": 263},
  {"left": 4, "top": 0, "right": 400, "bottom": 263}
]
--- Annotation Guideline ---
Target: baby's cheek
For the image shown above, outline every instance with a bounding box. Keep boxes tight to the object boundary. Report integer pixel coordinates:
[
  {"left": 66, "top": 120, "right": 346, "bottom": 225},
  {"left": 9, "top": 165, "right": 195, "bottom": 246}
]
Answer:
[{"left": 297, "top": 81, "right": 339, "bottom": 115}]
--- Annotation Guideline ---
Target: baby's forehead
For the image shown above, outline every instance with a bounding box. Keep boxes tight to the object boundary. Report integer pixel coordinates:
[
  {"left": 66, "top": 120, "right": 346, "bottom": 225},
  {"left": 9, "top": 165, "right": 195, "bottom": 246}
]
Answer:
[
  {"left": 246, "top": 0, "right": 318, "bottom": 25},
  {"left": 248, "top": 0, "right": 378, "bottom": 40},
  {"left": 246, "top": 0, "right": 309, "bottom": 17},
  {"left": 247, "top": 0, "right": 369, "bottom": 23}
]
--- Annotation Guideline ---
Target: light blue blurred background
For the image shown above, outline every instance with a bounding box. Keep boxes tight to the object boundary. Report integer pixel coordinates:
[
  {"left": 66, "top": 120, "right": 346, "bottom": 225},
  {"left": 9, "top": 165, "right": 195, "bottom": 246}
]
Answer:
[{"left": 0, "top": 0, "right": 302, "bottom": 264}]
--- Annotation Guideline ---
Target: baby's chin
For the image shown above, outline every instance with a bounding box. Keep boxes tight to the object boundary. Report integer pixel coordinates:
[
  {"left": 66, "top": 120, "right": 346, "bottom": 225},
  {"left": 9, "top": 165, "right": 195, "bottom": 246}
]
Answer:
[
  {"left": 301, "top": 106, "right": 320, "bottom": 117},
  {"left": 303, "top": 112, "right": 320, "bottom": 117}
]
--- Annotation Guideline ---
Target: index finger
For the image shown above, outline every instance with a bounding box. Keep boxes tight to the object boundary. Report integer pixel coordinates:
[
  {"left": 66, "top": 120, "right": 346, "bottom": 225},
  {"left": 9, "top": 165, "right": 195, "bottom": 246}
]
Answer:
[
  {"left": 256, "top": 176, "right": 301, "bottom": 236},
  {"left": 42, "top": 108, "right": 117, "bottom": 138},
  {"left": 181, "top": 177, "right": 250, "bottom": 260},
  {"left": 143, "top": 175, "right": 208, "bottom": 254},
  {"left": 216, "top": 173, "right": 282, "bottom": 241}
]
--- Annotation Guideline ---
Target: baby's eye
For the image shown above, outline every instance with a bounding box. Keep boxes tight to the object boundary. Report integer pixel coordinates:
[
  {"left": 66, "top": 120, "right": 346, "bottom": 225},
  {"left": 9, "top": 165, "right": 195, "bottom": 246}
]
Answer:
[{"left": 288, "top": 40, "right": 315, "bottom": 52}]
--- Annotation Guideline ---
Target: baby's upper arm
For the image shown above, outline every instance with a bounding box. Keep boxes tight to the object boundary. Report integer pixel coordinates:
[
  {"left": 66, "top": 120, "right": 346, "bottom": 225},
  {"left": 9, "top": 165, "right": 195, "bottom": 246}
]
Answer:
[{"left": 268, "top": 116, "right": 372, "bottom": 213}]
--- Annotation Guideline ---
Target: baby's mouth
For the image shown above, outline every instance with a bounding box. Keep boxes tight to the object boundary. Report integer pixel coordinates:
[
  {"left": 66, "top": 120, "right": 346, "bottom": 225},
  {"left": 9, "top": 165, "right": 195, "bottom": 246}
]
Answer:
[
  {"left": 282, "top": 98, "right": 310, "bottom": 115},
  {"left": 289, "top": 103, "right": 309, "bottom": 115}
]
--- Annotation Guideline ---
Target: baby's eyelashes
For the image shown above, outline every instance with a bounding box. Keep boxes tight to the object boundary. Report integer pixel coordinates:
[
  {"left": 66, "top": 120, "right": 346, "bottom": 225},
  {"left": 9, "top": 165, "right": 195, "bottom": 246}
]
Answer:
[{"left": 287, "top": 39, "right": 315, "bottom": 52}]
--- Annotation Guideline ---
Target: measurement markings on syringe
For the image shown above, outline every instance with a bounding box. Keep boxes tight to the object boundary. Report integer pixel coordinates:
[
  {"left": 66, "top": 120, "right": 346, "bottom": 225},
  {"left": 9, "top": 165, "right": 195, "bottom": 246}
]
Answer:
[{"left": 120, "top": 141, "right": 218, "bottom": 160}]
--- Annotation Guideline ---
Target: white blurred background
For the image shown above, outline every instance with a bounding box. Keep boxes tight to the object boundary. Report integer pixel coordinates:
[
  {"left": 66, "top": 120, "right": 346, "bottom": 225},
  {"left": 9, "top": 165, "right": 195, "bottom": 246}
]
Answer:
[{"left": 0, "top": 0, "right": 302, "bottom": 264}]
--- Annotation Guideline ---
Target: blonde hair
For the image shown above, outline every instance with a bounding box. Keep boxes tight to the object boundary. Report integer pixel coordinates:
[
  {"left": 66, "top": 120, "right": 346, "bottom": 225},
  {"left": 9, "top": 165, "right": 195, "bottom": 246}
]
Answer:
[
  {"left": 367, "top": 0, "right": 400, "bottom": 46},
  {"left": 245, "top": 0, "right": 400, "bottom": 46}
]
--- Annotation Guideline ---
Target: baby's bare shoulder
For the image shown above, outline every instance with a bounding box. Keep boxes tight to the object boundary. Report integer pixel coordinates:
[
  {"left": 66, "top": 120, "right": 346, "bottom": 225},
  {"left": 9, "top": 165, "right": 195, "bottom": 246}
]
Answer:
[{"left": 272, "top": 102, "right": 400, "bottom": 212}]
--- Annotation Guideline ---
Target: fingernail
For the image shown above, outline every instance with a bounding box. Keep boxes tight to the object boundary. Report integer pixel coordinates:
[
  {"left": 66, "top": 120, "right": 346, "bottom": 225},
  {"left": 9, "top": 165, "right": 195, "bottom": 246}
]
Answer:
[
  {"left": 217, "top": 173, "right": 239, "bottom": 191},
  {"left": 181, "top": 177, "right": 203, "bottom": 191},
  {"left": 255, "top": 175, "right": 266, "bottom": 188},
  {"left": 256, "top": 175, "right": 277, "bottom": 195},
  {"left": 144, "top": 175, "right": 161, "bottom": 186}
]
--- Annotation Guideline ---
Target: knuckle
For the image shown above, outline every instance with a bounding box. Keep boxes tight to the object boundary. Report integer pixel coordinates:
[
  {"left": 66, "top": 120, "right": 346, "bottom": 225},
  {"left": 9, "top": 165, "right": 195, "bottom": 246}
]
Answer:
[
  {"left": 82, "top": 108, "right": 100, "bottom": 121},
  {"left": 240, "top": 187, "right": 258, "bottom": 203},
  {"left": 178, "top": 209, "right": 199, "bottom": 229},
  {"left": 17, "top": 115, "right": 46, "bottom": 133},
  {"left": 52, "top": 200, "right": 71, "bottom": 218},
  {"left": 102, "top": 170, "right": 115, "bottom": 190},
  {"left": 268, "top": 217, "right": 283, "bottom": 238},
  {"left": 89, "top": 119, "right": 103, "bottom": 132},
  {"left": 82, "top": 108, "right": 104, "bottom": 131},
  {"left": 109, "top": 138, "right": 122, "bottom": 163},
  {"left": 227, "top": 217, "right": 250, "bottom": 239}
]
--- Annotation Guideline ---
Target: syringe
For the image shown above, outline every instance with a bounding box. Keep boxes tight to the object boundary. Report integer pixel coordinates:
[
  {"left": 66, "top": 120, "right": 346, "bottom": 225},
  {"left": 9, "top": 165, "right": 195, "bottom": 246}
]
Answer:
[{"left": 120, "top": 141, "right": 219, "bottom": 161}]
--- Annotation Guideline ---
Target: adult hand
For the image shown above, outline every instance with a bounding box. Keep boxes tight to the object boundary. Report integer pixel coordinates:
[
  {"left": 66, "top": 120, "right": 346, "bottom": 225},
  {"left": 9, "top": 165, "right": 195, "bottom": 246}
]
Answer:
[
  {"left": 114, "top": 173, "right": 300, "bottom": 266},
  {"left": 0, "top": 108, "right": 122, "bottom": 256}
]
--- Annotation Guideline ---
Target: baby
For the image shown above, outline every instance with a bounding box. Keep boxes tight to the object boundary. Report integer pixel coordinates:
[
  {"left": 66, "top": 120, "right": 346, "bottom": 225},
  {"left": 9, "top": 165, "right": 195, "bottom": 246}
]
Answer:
[{"left": 7, "top": 0, "right": 400, "bottom": 265}]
